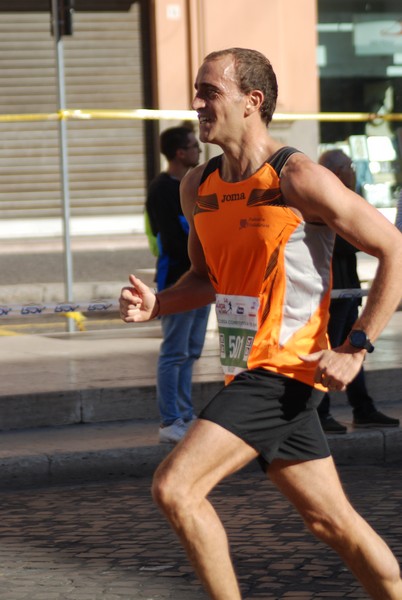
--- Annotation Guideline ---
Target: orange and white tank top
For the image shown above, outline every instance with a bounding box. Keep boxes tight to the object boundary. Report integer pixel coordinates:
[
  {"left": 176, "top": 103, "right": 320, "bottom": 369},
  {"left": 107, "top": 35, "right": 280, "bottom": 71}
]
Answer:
[{"left": 194, "top": 147, "right": 334, "bottom": 389}]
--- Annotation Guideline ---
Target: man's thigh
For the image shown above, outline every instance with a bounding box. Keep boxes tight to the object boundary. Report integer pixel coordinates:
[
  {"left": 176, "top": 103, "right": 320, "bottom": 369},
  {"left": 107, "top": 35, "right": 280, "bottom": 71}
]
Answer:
[
  {"left": 154, "top": 418, "right": 259, "bottom": 499},
  {"left": 268, "top": 456, "right": 351, "bottom": 519}
]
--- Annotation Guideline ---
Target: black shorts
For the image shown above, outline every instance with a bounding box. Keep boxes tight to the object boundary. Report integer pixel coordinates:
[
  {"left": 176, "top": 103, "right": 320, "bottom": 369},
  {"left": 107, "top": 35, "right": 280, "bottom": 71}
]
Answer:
[{"left": 199, "top": 368, "right": 330, "bottom": 470}]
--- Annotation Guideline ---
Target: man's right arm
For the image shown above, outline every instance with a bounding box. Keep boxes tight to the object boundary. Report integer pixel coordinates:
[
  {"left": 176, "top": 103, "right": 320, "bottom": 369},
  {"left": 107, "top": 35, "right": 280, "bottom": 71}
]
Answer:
[{"left": 119, "top": 165, "right": 215, "bottom": 323}]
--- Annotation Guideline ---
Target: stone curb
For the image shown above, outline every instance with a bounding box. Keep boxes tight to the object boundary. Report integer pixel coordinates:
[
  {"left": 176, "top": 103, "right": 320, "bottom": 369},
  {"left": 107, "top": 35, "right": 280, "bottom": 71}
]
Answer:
[{"left": 1, "top": 424, "right": 401, "bottom": 490}]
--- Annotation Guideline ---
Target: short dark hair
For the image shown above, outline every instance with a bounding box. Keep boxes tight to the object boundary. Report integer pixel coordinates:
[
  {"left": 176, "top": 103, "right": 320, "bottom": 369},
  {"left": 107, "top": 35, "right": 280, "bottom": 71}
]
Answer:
[
  {"left": 160, "top": 126, "right": 193, "bottom": 160},
  {"left": 204, "top": 48, "right": 278, "bottom": 125}
]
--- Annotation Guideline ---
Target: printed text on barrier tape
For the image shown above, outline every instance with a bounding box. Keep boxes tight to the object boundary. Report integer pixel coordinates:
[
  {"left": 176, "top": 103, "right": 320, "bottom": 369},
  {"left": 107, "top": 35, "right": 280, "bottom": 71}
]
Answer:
[
  {"left": 0, "top": 289, "right": 369, "bottom": 319},
  {"left": 0, "top": 300, "right": 119, "bottom": 318}
]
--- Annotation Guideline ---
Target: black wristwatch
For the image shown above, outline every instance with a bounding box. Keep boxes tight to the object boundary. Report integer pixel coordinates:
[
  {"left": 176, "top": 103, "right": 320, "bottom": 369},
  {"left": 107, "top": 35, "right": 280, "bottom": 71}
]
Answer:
[{"left": 348, "top": 330, "right": 375, "bottom": 353}]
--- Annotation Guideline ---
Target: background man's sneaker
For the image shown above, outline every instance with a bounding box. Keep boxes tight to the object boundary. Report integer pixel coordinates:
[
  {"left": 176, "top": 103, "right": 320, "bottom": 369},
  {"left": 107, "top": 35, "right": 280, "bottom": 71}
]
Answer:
[
  {"left": 320, "top": 416, "right": 347, "bottom": 434},
  {"left": 159, "top": 418, "right": 187, "bottom": 444},
  {"left": 353, "top": 410, "right": 400, "bottom": 428}
]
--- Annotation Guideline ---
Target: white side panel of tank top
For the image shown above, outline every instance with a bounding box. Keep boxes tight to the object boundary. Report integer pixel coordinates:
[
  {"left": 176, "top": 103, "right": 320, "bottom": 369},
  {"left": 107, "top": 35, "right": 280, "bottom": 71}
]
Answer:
[{"left": 279, "top": 222, "right": 334, "bottom": 346}]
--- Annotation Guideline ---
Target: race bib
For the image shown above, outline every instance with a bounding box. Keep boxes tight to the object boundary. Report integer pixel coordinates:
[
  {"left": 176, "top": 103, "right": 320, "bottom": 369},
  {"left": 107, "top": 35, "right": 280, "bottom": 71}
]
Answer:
[{"left": 215, "top": 294, "right": 259, "bottom": 376}]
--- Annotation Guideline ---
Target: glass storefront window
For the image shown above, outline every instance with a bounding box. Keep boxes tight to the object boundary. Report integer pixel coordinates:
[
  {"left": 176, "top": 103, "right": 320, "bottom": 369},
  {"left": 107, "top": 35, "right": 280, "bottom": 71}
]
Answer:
[{"left": 318, "top": 0, "right": 402, "bottom": 210}]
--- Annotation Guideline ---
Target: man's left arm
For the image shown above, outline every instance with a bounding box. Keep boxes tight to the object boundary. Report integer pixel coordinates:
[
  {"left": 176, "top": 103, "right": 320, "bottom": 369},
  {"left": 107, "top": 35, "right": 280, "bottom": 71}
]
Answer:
[{"left": 282, "top": 154, "right": 402, "bottom": 389}]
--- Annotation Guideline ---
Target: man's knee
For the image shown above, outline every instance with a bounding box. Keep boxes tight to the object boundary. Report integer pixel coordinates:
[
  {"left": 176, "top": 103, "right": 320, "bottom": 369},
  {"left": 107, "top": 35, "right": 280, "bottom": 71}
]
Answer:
[
  {"left": 302, "top": 504, "right": 354, "bottom": 548},
  {"left": 151, "top": 461, "right": 190, "bottom": 518},
  {"left": 152, "top": 463, "right": 173, "bottom": 508}
]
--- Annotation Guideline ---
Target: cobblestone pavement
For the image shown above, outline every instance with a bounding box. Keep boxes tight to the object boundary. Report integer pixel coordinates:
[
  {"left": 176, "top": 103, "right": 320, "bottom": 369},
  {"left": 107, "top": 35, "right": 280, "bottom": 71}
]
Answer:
[{"left": 0, "top": 463, "right": 401, "bottom": 600}]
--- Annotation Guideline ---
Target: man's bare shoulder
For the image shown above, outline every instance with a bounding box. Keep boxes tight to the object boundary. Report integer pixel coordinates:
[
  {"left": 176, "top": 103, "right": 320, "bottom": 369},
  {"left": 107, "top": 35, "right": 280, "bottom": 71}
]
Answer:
[
  {"left": 281, "top": 150, "right": 318, "bottom": 180},
  {"left": 280, "top": 152, "right": 343, "bottom": 222},
  {"left": 180, "top": 162, "right": 207, "bottom": 210},
  {"left": 182, "top": 162, "right": 207, "bottom": 188}
]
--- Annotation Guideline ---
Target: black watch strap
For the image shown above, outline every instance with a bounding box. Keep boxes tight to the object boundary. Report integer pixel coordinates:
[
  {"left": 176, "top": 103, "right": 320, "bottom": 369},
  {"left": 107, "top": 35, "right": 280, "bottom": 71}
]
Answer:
[{"left": 348, "top": 330, "right": 375, "bottom": 353}]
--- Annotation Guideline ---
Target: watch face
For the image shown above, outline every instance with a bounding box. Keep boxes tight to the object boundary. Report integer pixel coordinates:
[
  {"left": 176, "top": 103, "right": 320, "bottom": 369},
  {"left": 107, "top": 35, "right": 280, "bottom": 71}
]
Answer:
[{"left": 350, "top": 330, "right": 366, "bottom": 347}]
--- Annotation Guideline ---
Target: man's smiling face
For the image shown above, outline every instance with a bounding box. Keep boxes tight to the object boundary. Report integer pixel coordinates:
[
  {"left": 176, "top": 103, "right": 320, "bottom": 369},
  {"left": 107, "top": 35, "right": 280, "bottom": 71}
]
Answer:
[{"left": 192, "top": 54, "right": 247, "bottom": 146}]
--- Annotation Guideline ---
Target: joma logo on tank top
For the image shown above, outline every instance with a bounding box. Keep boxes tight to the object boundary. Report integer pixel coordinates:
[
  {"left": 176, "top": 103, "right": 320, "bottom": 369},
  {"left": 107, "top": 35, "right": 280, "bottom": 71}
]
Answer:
[{"left": 222, "top": 193, "right": 246, "bottom": 202}]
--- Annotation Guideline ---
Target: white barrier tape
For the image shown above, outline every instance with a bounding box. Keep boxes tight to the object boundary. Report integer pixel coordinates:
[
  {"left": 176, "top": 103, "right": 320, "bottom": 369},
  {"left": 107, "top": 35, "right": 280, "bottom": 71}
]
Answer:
[
  {"left": 0, "top": 300, "right": 118, "bottom": 319},
  {"left": 0, "top": 289, "right": 368, "bottom": 319},
  {"left": 330, "top": 288, "right": 368, "bottom": 299}
]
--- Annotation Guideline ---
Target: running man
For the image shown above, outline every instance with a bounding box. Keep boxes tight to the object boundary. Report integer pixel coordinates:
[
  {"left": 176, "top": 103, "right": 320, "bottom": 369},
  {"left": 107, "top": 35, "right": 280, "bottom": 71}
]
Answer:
[{"left": 120, "top": 48, "right": 402, "bottom": 599}]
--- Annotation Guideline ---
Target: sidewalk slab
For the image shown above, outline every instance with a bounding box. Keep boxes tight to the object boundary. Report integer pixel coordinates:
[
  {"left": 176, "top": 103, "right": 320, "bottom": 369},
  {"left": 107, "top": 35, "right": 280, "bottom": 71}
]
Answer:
[
  {"left": 0, "top": 324, "right": 224, "bottom": 430},
  {"left": 0, "top": 313, "right": 401, "bottom": 431}
]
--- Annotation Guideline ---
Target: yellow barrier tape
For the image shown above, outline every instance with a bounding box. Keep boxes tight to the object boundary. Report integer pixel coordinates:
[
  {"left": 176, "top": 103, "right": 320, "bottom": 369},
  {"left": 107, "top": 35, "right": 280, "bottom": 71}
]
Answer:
[
  {"left": 61, "top": 108, "right": 199, "bottom": 121},
  {"left": 0, "top": 113, "right": 60, "bottom": 123},
  {"left": 275, "top": 112, "right": 402, "bottom": 122},
  {"left": 57, "top": 109, "right": 402, "bottom": 123},
  {"left": 0, "top": 109, "right": 401, "bottom": 123}
]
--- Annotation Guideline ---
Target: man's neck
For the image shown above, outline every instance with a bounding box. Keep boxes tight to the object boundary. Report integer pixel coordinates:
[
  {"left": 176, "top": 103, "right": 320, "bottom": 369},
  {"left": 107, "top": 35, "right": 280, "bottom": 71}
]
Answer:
[
  {"left": 220, "top": 137, "right": 281, "bottom": 182},
  {"left": 167, "top": 162, "right": 188, "bottom": 181}
]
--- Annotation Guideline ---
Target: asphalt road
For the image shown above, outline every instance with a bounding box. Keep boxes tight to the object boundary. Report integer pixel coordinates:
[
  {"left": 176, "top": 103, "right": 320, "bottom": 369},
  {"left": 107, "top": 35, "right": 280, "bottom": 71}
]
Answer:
[
  {"left": 0, "top": 463, "right": 401, "bottom": 599},
  {"left": 0, "top": 244, "right": 153, "bottom": 286}
]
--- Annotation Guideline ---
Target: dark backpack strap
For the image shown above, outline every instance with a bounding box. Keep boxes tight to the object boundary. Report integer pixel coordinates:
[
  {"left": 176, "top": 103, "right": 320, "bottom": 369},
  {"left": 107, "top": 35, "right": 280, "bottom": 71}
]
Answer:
[
  {"left": 199, "top": 154, "right": 223, "bottom": 185},
  {"left": 268, "top": 146, "right": 301, "bottom": 177}
]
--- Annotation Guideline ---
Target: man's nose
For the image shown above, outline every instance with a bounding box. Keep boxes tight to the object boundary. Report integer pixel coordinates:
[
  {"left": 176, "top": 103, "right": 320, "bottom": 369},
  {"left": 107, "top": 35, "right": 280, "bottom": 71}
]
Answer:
[{"left": 191, "top": 95, "right": 205, "bottom": 110}]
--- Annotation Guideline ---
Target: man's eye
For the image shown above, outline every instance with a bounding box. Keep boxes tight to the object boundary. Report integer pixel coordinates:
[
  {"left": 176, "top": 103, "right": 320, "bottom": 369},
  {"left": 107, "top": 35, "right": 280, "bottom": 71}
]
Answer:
[{"left": 205, "top": 89, "right": 218, "bottom": 99}]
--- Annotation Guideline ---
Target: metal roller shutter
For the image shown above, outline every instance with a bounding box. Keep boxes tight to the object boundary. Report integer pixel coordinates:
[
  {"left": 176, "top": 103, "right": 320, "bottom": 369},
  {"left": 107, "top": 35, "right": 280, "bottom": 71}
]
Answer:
[{"left": 0, "top": 5, "right": 146, "bottom": 219}]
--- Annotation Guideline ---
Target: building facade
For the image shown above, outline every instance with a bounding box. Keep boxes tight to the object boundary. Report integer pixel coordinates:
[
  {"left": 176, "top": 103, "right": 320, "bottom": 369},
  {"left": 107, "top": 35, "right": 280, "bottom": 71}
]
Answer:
[{"left": 0, "top": 1, "right": 399, "bottom": 230}]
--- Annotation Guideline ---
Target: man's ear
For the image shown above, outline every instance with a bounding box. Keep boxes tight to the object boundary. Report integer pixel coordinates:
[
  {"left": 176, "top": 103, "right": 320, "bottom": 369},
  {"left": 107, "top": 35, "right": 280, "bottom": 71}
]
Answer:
[{"left": 245, "top": 90, "right": 264, "bottom": 115}]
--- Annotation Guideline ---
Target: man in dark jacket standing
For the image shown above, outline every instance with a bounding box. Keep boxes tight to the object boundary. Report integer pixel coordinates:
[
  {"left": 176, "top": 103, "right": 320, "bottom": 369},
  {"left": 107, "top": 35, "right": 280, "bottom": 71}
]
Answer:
[
  {"left": 146, "top": 126, "right": 210, "bottom": 444},
  {"left": 317, "top": 149, "right": 399, "bottom": 433}
]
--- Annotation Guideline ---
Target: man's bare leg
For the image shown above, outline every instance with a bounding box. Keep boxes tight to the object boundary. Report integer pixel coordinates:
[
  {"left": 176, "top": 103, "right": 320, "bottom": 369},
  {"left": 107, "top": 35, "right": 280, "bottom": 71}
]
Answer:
[
  {"left": 269, "top": 456, "right": 402, "bottom": 599},
  {"left": 152, "top": 418, "right": 259, "bottom": 600}
]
